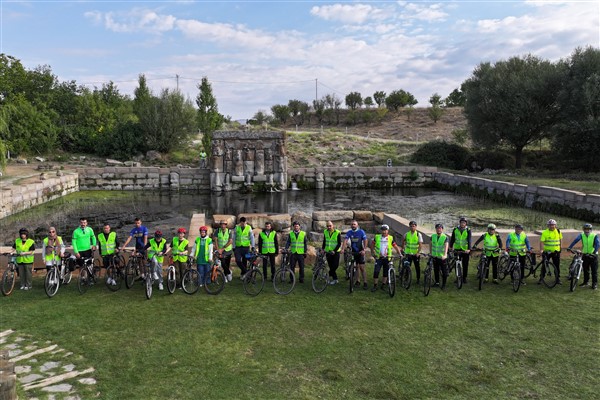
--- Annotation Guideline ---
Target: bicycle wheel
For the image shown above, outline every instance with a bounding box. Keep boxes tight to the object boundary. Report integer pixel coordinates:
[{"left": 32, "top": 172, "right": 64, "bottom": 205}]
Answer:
[
  {"left": 400, "top": 265, "right": 411, "bottom": 290},
  {"left": 93, "top": 258, "right": 102, "bottom": 279},
  {"left": 455, "top": 262, "right": 463, "bottom": 290},
  {"left": 311, "top": 266, "right": 328, "bottom": 294},
  {"left": 568, "top": 262, "right": 578, "bottom": 292},
  {"left": 511, "top": 266, "right": 521, "bottom": 293},
  {"left": 105, "top": 266, "right": 122, "bottom": 292},
  {"left": 522, "top": 255, "right": 533, "bottom": 278},
  {"left": 497, "top": 256, "right": 509, "bottom": 280},
  {"left": 125, "top": 260, "right": 136, "bottom": 289},
  {"left": 78, "top": 267, "right": 90, "bottom": 294},
  {"left": 478, "top": 262, "right": 485, "bottom": 291},
  {"left": 388, "top": 268, "right": 397, "bottom": 298},
  {"left": 542, "top": 261, "right": 559, "bottom": 289},
  {"left": 44, "top": 268, "right": 60, "bottom": 298},
  {"left": 273, "top": 268, "right": 293, "bottom": 295},
  {"left": 423, "top": 267, "right": 432, "bottom": 297},
  {"left": 167, "top": 267, "right": 177, "bottom": 294},
  {"left": 245, "top": 269, "right": 265, "bottom": 296},
  {"left": 204, "top": 268, "right": 225, "bottom": 295},
  {"left": 348, "top": 264, "right": 355, "bottom": 294},
  {"left": 145, "top": 274, "right": 153, "bottom": 300},
  {"left": 62, "top": 268, "right": 72, "bottom": 284},
  {"left": 182, "top": 269, "right": 200, "bottom": 295},
  {"left": 1, "top": 267, "right": 16, "bottom": 296}
]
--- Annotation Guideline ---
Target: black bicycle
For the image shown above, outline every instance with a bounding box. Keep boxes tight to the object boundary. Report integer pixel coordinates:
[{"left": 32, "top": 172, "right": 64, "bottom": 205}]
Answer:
[
  {"left": 104, "top": 253, "right": 126, "bottom": 292},
  {"left": 421, "top": 253, "right": 434, "bottom": 297},
  {"left": 311, "top": 249, "right": 330, "bottom": 294},
  {"left": 397, "top": 253, "right": 411, "bottom": 291},
  {"left": 497, "top": 255, "right": 522, "bottom": 293},
  {"left": 472, "top": 247, "right": 500, "bottom": 291},
  {"left": 343, "top": 248, "right": 358, "bottom": 294},
  {"left": 522, "top": 251, "right": 559, "bottom": 288},
  {"left": 77, "top": 252, "right": 101, "bottom": 295},
  {"left": 446, "top": 251, "right": 464, "bottom": 290}
]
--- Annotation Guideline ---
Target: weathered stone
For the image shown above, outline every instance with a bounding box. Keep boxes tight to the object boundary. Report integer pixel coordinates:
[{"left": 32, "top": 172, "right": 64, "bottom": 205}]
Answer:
[
  {"left": 40, "top": 361, "right": 60, "bottom": 372},
  {"left": 211, "top": 215, "right": 236, "bottom": 229},
  {"left": 41, "top": 383, "right": 73, "bottom": 392},
  {"left": 146, "top": 150, "right": 162, "bottom": 161},
  {"left": 20, "top": 373, "right": 44, "bottom": 384},
  {"left": 312, "top": 210, "right": 353, "bottom": 221},
  {"left": 291, "top": 211, "right": 312, "bottom": 231},
  {"left": 353, "top": 210, "right": 373, "bottom": 221}
]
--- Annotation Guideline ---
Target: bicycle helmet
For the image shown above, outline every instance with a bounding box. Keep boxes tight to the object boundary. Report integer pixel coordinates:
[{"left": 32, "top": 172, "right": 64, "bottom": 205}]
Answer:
[
  {"left": 487, "top": 224, "right": 496, "bottom": 230},
  {"left": 381, "top": 224, "right": 390, "bottom": 230},
  {"left": 177, "top": 227, "right": 187, "bottom": 234},
  {"left": 199, "top": 226, "right": 208, "bottom": 232},
  {"left": 435, "top": 223, "right": 444, "bottom": 229},
  {"left": 409, "top": 221, "right": 417, "bottom": 226},
  {"left": 154, "top": 230, "right": 162, "bottom": 237},
  {"left": 547, "top": 219, "right": 557, "bottom": 225},
  {"left": 19, "top": 228, "right": 29, "bottom": 236},
  {"left": 514, "top": 224, "right": 523, "bottom": 229},
  {"left": 583, "top": 223, "right": 592, "bottom": 229}
]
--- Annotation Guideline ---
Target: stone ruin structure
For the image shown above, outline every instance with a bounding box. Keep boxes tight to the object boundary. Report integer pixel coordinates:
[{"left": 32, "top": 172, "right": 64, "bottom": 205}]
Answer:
[{"left": 209, "top": 130, "right": 288, "bottom": 192}]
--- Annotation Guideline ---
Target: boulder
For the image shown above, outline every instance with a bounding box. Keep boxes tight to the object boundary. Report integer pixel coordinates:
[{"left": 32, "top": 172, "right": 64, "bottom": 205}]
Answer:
[
  {"left": 291, "top": 211, "right": 312, "bottom": 231},
  {"left": 106, "top": 159, "right": 124, "bottom": 166},
  {"left": 35, "top": 156, "right": 45, "bottom": 163},
  {"left": 146, "top": 150, "right": 162, "bottom": 161},
  {"left": 238, "top": 213, "right": 270, "bottom": 229},
  {"left": 124, "top": 161, "right": 141, "bottom": 167},
  {"left": 16, "top": 158, "right": 27, "bottom": 164},
  {"left": 308, "top": 231, "right": 324, "bottom": 244},
  {"left": 268, "top": 214, "right": 291, "bottom": 232},
  {"left": 212, "top": 214, "right": 236, "bottom": 229},
  {"left": 373, "top": 212, "right": 385, "bottom": 223},
  {"left": 312, "top": 210, "right": 353, "bottom": 221},
  {"left": 353, "top": 210, "right": 373, "bottom": 221}
]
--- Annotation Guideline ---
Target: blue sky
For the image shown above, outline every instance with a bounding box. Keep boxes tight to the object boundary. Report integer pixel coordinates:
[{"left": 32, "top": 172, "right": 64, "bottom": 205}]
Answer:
[{"left": 2, "top": 1, "right": 599, "bottom": 119}]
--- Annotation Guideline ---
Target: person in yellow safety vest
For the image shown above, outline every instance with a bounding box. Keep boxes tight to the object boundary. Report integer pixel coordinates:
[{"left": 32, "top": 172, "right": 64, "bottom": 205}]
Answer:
[
  {"left": 258, "top": 222, "right": 279, "bottom": 281},
  {"left": 539, "top": 219, "right": 563, "bottom": 285},
  {"left": 97, "top": 223, "right": 121, "bottom": 286},
  {"left": 170, "top": 227, "right": 189, "bottom": 288},
  {"left": 567, "top": 223, "right": 599, "bottom": 290},
  {"left": 144, "top": 230, "right": 167, "bottom": 290},
  {"left": 13, "top": 228, "right": 36, "bottom": 290},
  {"left": 322, "top": 220, "right": 342, "bottom": 285},
  {"left": 430, "top": 223, "right": 449, "bottom": 289},
  {"left": 472, "top": 224, "right": 503, "bottom": 284},
  {"left": 213, "top": 220, "right": 234, "bottom": 282},
  {"left": 42, "top": 226, "right": 65, "bottom": 272},
  {"left": 402, "top": 221, "right": 423, "bottom": 284},
  {"left": 449, "top": 216, "right": 472, "bottom": 284},
  {"left": 199, "top": 150, "right": 207, "bottom": 168},
  {"left": 285, "top": 221, "right": 307, "bottom": 283},
  {"left": 505, "top": 224, "right": 532, "bottom": 285},
  {"left": 369, "top": 224, "right": 402, "bottom": 292},
  {"left": 190, "top": 226, "right": 213, "bottom": 287},
  {"left": 233, "top": 217, "right": 255, "bottom": 278}
]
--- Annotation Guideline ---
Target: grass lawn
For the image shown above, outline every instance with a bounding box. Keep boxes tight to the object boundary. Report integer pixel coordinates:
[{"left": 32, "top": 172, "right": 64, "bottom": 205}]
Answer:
[
  {"left": 1, "top": 264, "right": 599, "bottom": 400},
  {"left": 469, "top": 174, "right": 600, "bottom": 195}
]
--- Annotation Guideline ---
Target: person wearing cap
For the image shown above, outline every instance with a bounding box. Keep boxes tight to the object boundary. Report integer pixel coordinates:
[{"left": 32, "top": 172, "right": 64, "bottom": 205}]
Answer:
[
  {"left": 286, "top": 221, "right": 308, "bottom": 283},
  {"left": 72, "top": 217, "right": 97, "bottom": 268},
  {"left": 144, "top": 230, "right": 167, "bottom": 290},
  {"left": 191, "top": 226, "right": 213, "bottom": 287},
  {"left": 213, "top": 220, "right": 234, "bottom": 282},
  {"left": 341, "top": 220, "right": 369, "bottom": 290},
  {"left": 232, "top": 217, "right": 255, "bottom": 278},
  {"left": 539, "top": 219, "right": 563, "bottom": 285},
  {"left": 449, "top": 217, "right": 472, "bottom": 284},
  {"left": 505, "top": 224, "right": 532, "bottom": 284},
  {"left": 567, "top": 223, "right": 599, "bottom": 290},
  {"left": 402, "top": 221, "right": 423, "bottom": 284},
  {"left": 122, "top": 217, "right": 148, "bottom": 256},
  {"left": 322, "top": 221, "right": 342, "bottom": 285},
  {"left": 42, "top": 227, "right": 66, "bottom": 273},
  {"left": 473, "top": 224, "right": 503, "bottom": 283},
  {"left": 98, "top": 223, "right": 120, "bottom": 285},
  {"left": 13, "top": 228, "right": 36, "bottom": 290},
  {"left": 258, "top": 222, "right": 278, "bottom": 281},
  {"left": 430, "top": 224, "right": 449, "bottom": 288},
  {"left": 171, "top": 228, "right": 189, "bottom": 288},
  {"left": 369, "top": 224, "right": 401, "bottom": 292}
]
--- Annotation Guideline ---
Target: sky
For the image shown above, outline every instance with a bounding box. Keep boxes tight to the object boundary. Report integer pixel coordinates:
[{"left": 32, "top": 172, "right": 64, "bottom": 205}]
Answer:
[{"left": 1, "top": 1, "right": 599, "bottom": 120}]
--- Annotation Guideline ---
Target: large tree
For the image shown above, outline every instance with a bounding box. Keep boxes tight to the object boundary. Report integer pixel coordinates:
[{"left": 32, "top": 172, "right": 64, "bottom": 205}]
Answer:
[
  {"left": 345, "top": 91, "right": 363, "bottom": 110},
  {"left": 385, "top": 89, "right": 417, "bottom": 111},
  {"left": 196, "top": 77, "right": 224, "bottom": 156},
  {"left": 463, "top": 55, "right": 562, "bottom": 168}
]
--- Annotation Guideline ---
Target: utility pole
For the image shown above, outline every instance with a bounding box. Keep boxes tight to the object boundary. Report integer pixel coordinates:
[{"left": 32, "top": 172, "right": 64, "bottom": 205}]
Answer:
[
  {"left": 315, "top": 78, "right": 318, "bottom": 104},
  {"left": 176, "top": 74, "right": 179, "bottom": 91}
]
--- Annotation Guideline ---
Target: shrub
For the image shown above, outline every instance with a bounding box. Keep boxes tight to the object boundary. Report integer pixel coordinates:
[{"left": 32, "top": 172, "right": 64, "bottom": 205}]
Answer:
[
  {"left": 469, "top": 150, "right": 514, "bottom": 170},
  {"left": 410, "top": 140, "right": 471, "bottom": 170}
]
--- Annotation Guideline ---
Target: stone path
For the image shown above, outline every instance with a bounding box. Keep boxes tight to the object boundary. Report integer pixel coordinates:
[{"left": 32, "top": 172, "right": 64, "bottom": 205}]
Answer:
[{"left": 0, "top": 329, "right": 98, "bottom": 399}]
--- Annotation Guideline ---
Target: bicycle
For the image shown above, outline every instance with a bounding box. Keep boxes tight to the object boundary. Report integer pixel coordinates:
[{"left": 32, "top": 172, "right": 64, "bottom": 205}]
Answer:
[
  {"left": 104, "top": 253, "right": 126, "bottom": 292},
  {"left": 420, "top": 253, "right": 434, "bottom": 297},
  {"left": 204, "top": 251, "right": 226, "bottom": 295},
  {"left": 143, "top": 255, "right": 163, "bottom": 300},
  {"left": 240, "top": 251, "right": 266, "bottom": 296},
  {"left": 343, "top": 247, "right": 358, "bottom": 294},
  {"left": 567, "top": 249, "right": 584, "bottom": 292},
  {"left": 311, "top": 249, "right": 330, "bottom": 294},
  {"left": 397, "top": 253, "right": 411, "bottom": 291},
  {"left": 124, "top": 250, "right": 145, "bottom": 289},
  {"left": 77, "top": 252, "right": 101, "bottom": 294},
  {"left": 182, "top": 256, "right": 201, "bottom": 295},
  {"left": 44, "top": 249, "right": 73, "bottom": 298},
  {"left": 447, "top": 251, "right": 464, "bottom": 290},
  {"left": 471, "top": 247, "right": 500, "bottom": 291},
  {"left": 1, "top": 253, "right": 18, "bottom": 296},
  {"left": 497, "top": 253, "right": 522, "bottom": 293},
  {"left": 384, "top": 255, "right": 400, "bottom": 298},
  {"left": 165, "top": 257, "right": 177, "bottom": 294},
  {"left": 523, "top": 251, "right": 559, "bottom": 288}
]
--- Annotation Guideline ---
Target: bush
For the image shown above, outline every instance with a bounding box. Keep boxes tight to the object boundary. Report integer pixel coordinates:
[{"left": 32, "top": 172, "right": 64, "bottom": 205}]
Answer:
[
  {"left": 410, "top": 140, "right": 471, "bottom": 170},
  {"left": 469, "top": 150, "right": 514, "bottom": 170}
]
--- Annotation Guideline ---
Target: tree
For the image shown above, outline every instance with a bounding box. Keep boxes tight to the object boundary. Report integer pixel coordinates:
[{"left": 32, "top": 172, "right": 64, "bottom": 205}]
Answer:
[
  {"left": 428, "top": 93, "right": 444, "bottom": 123},
  {"left": 345, "top": 92, "right": 363, "bottom": 110},
  {"left": 288, "top": 99, "right": 309, "bottom": 125},
  {"left": 373, "top": 91, "right": 386, "bottom": 107},
  {"left": 196, "top": 77, "right": 224, "bottom": 156},
  {"left": 252, "top": 110, "right": 269, "bottom": 125},
  {"left": 364, "top": 96, "right": 374, "bottom": 108},
  {"left": 463, "top": 55, "right": 562, "bottom": 168},
  {"left": 312, "top": 99, "right": 325, "bottom": 124},
  {"left": 271, "top": 104, "right": 290, "bottom": 124},
  {"left": 385, "top": 89, "right": 418, "bottom": 111},
  {"left": 444, "top": 87, "right": 466, "bottom": 107}
]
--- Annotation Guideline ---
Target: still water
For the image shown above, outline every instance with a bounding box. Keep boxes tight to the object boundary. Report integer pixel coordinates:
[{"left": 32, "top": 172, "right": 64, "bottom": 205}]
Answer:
[{"left": 0, "top": 188, "right": 587, "bottom": 245}]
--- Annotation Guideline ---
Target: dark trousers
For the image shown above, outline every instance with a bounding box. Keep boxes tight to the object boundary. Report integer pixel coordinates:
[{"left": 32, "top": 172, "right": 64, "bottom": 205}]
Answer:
[
  {"left": 234, "top": 247, "right": 250, "bottom": 275},
  {"left": 456, "top": 252, "right": 470, "bottom": 282},
  {"left": 509, "top": 255, "right": 527, "bottom": 279},
  {"left": 76, "top": 249, "right": 93, "bottom": 267},
  {"left": 548, "top": 251, "right": 561, "bottom": 278},
  {"left": 583, "top": 255, "right": 598, "bottom": 284},
  {"left": 484, "top": 256, "right": 499, "bottom": 279},
  {"left": 433, "top": 257, "right": 447, "bottom": 287},
  {"left": 262, "top": 253, "right": 276, "bottom": 279},
  {"left": 326, "top": 252, "right": 340, "bottom": 280},
  {"left": 290, "top": 253, "right": 305, "bottom": 281},
  {"left": 220, "top": 253, "right": 232, "bottom": 276},
  {"left": 406, "top": 254, "right": 421, "bottom": 282}
]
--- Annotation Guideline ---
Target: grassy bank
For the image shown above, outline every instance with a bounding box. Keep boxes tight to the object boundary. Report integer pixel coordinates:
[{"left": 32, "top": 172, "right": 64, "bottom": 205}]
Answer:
[{"left": 469, "top": 173, "right": 600, "bottom": 195}]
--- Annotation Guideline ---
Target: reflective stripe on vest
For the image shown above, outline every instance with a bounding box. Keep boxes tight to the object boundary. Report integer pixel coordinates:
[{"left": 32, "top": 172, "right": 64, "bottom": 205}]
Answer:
[
  {"left": 172, "top": 237, "right": 189, "bottom": 262},
  {"left": 374, "top": 234, "right": 394, "bottom": 259},
  {"left": 431, "top": 234, "right": 447, "bottom": 258},
  {"left": 43, "top": 236, "right": 63, "bottom": 262},
  {"left": 582, "top": 233, "right": 597, "bottom": 255},
  {"left": 404, "top": 231, "right": 419, "bottom": 255},
  {"left": 541, "top": 229, "right": 561, "bottom": 252},
  {"left": 508, "top": 232, "right": 526, "bottom": 256},
  {"left": 217, "top": 229, "right": 232, "bottom": 251},
  {"left": 324, "top": 229, "right": 341, "bottom": 252},
  {"left": 483, "top": 233, "right": 500, "bottom": 257},
  {"left": 453, "top": 228, "right": 468, "bottom": 251},
  {"left": 235, "top": 225, "right": 252, "bottom": 247},
  {"left": 148, "top": 238, "right": 167, "bottom": 263},
  {"left": 194, "top": 237, "right": 212, "bottom": 263},
  {"left": 260, "top": 231, "right": 276, "bottom": 254},
  {"left": 97, "top": 232, "right": 117, "bottom": 256},
  {"left": 15, "top": 239, "right": 35, "bottom": 264},
  {"left": 289, "top": 231, "right": 306, "bottom": 254}
]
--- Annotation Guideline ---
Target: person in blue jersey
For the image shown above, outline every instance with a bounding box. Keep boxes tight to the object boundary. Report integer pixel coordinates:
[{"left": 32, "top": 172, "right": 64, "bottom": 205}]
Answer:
[{"left": 341, "top": 220, "right": 368, "bottom": 290}]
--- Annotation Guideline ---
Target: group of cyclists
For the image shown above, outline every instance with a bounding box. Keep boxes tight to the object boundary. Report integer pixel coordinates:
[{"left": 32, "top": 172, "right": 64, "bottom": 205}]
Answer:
[{"left": 8, "top": 214, "right": 599, "bottom": 294}]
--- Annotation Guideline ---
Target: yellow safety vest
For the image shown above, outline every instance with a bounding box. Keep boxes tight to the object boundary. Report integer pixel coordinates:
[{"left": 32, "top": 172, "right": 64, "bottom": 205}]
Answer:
[
  {"left": 373, "top": 234, "right": 394, "bottom": 259},
  {"left": 541, "top": 229, "right": 562, "bottom": 252},
  {"left": 148, "top": 238, "right": 167, "bottom": 263},
  {"left": 289, "top": 231, "right": 306, "bottom": 254},
  {"left": 324, "top": 229, "right": 341, "bottom": 252},
  {"left": 404, "top": 231, "right": 420, "bottom": 255},
  {"left": 43, "top": 236, "right": 63, "bottom": 263},
  {"left": 431, "top": 234, "right": 447, "bottom": 258},
  {"left": 581, "top": 233, "right": 596, "bottom": 255},
  {"left": 217, "top": 229, "right": 232, "bottom": 252},
  {"left": 260, "top": 231, "right": 277, "bottom": 254},
  {"left": 15, "top": 239, "right": 35, "bottom": 264},
  {"left": 97, "top": 232, "right": 117, "bottom": 256},
  {"left": 235, "top": 225, "right": 252, "bottom": 247},
  {"left": 171, "top": 237, "right": 189, "bottom": 262}
]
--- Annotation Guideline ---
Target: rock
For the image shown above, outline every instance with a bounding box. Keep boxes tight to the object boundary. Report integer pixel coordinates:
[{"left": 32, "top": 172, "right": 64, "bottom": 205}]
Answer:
[
  {"left": 78, "top": 378, "right": 96, "bottom": 385},
  {"left": 146, "top": 151, "right": 162, "bottom": 161},
  {"left": 39, "top": 173, "right": 47, "bottom": 181},
  {"left": 124, "top": 161, "right": 141, "bottom": 167},
  {"left": 20, "top": 373, "right": 44, "bottom": 384},
  {"left": 106, "top": 159, "right": 124, "bottom": 166},
  {"left": 308, "top": 231, "right": 324, "bottom": 243},
  {"left": 373, "top": 212, "right": 385, "bottom": 223},
  {"left": 211, "top": 215, "right": 236, "bottom": 229},
  {"left": 15, "top": 365, "right": 31, "bottom": 374},
  {"left": 40, "top": 361, "right": 60, "bottom": 372},
  {"left": 41, "top": 383, "right": 72, "bottom": 393},
  {"left": 353, "top": 210, "right": 373, "bottom": 221},
  {"left": 291, "top": 211, "right": 311, "bottom": 231},
  {"left": 266, "top": 214, "right": 291, "bottom": 232},
  {"left": 16, "top": 158, "right": 27, "bottom": 164},
  {"left": 79, "top": 156, "right": 86, "bottom": 161},
  {"left": 56, "top": 170, "right": 64, "bottom": 177},
  {"left": 312, "top": 210, "right": 353, "bottom": 221},
  {"left": 35, "top": 157, "right": 45, "bottom": 163}
]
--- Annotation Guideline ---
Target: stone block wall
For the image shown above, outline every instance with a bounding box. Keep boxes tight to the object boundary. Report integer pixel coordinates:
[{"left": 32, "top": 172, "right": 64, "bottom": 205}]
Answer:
[{"left": 78, "top": 167, "right": 210, "bottom": 191}]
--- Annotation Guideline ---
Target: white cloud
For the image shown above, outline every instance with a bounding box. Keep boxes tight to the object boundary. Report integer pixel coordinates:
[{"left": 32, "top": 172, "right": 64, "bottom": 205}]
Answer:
[
  {"left": 400, "top": 2, "right": 449, "bottom": 22},
  {"left": 310, "top": 4, "right": 387, "bottom": 24},
  {"left": 84, "top": 8, "right": 176, "bottom": 34}
]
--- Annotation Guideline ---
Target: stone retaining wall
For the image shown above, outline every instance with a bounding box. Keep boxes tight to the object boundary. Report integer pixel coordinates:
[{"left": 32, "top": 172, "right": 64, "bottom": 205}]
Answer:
[
  {"left": 0, "top": 174, "right": 79, "bottom": 219},
  {"left": 433, "top": 172, "right": 600, "bottom": 221},
  {"left": 78, "top": 167, "right": 210, "bottom": 191},
  {"left": 0, "top": 348, "right": 16, "bottom": 400}
]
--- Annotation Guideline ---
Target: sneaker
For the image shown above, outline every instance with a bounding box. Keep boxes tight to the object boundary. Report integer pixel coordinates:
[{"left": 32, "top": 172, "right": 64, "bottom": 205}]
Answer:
[
  {"left": 23, "top": 286, "right": 29, "bottom": 291},
  {"left": 227, "top": 274, "right": 233, "bottom": 282},
  {"left": 371, "top": 286, "right": 378, "bottom": 292},
  {"left": 592, "top": 284, "right": 598, "bottom": 290},
  {"left": 484, "top": 278, "right": 489, "bottom": 283},
  {"left": 493, "top": 279, "right": 499, "bottom": 284},
  {"left": 199, "top": 284, "right": 204, "bottom": 288},
  {"left": 329, "top": 279, "right": 338, "bottom": 285},
  {"left": 579, "top": 282, "right": 589, "bottom": 287},
  {"left": 363, "top": 282, "right": 368, "bottom": 290},
  {"left": 537, "top": 279, "right": 543, "bottom": 285},
  {"left": 557, "top": 279, "right": 563, "bottom": 285},
  {"left": 520, "top": 281, "right": 526, "bottom": 286},
  {"left": 158, "top": 283, "right": 164, "bottom": 290},
  {"left": 153, "top": 272, "right": 159, "bottom": 281},
  {"left": 433, "top": 282, "right": 440, "bottom": 287},
  {"left": 20, "top": 285, "right": 24, "bottom": 290}
]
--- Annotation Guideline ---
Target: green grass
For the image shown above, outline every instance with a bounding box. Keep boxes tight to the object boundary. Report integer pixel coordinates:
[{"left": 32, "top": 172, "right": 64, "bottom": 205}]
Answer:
[
  {"left": 2, "top": 264, "right": 599, "bottom": 399},
  {"left": 470, "top": 173, "right": 600, "bottom": 195}
]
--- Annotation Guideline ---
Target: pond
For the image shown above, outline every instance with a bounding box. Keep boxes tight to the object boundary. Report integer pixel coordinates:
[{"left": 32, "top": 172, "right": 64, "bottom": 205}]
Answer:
[{"left": 0, "top": 188, "right": 588, "bottom": 245}]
